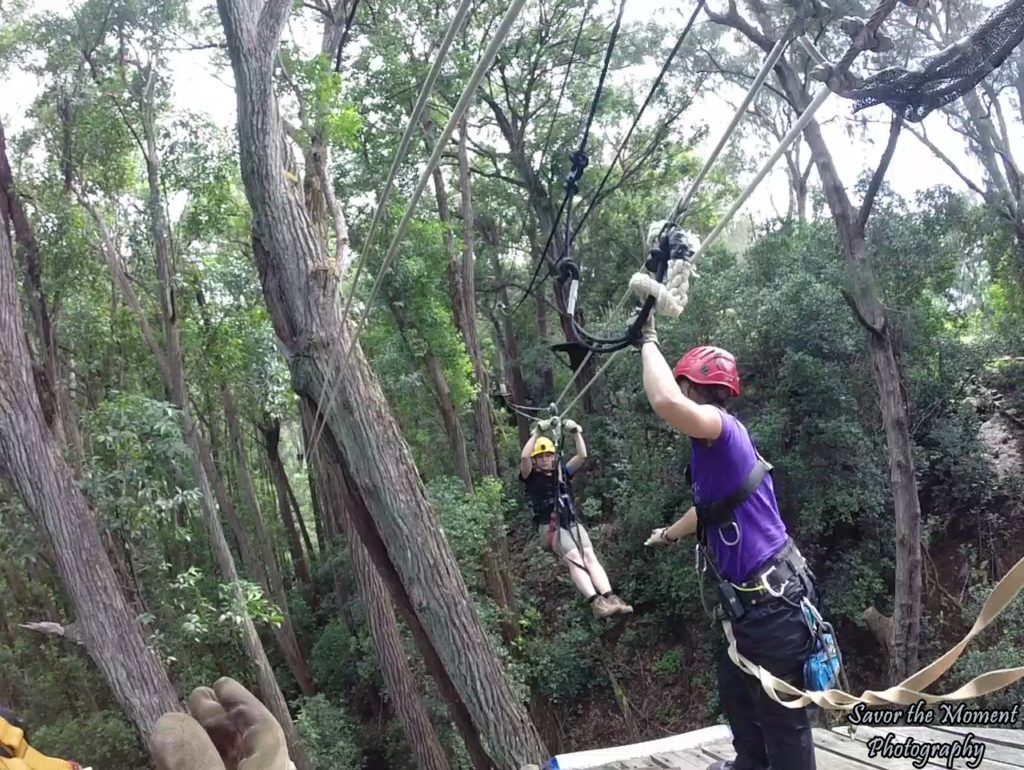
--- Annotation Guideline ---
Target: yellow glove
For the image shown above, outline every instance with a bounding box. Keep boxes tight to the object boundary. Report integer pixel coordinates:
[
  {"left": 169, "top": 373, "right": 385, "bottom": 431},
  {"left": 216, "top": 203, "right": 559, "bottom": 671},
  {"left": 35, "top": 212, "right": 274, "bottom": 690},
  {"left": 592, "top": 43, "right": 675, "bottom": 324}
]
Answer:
[{"left": 151, "top": 678, "right": 290, "bottom": 770}]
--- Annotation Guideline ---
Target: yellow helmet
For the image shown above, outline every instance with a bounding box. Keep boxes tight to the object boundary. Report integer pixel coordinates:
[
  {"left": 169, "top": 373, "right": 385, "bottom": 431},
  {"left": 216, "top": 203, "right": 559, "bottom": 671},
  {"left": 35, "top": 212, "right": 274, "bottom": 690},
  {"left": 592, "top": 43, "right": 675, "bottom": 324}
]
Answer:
[{"left": 531, "top": 437, "right": 556, "bottom": 457}]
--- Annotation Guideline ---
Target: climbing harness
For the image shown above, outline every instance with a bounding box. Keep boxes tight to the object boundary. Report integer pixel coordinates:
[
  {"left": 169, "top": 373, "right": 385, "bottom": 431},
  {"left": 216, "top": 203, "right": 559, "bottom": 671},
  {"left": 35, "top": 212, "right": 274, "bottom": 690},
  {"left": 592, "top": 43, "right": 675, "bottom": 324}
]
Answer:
[
  {"left": 722, "top": 550, "right": 1024, "bottom": 710},
  {"left": 0, "top": 715, "right": 82, "bottom": 770}
]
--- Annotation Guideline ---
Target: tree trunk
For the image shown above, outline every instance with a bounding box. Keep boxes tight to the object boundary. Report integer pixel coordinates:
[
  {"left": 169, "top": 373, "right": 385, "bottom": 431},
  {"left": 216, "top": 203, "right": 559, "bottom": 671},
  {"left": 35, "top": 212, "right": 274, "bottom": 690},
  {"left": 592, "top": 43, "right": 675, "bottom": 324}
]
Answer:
[
  {"left": 456, "top": 125, "right": 518, "bottom": 642},
  {"left": 0, "top": 121, "right": 84, "bottom": 472},
  {"left": 774, "top": 43, "right": 924, "bottom": 681},
  {"left": 457, "top": 122, "right": 501, "bottom": 479},
  {"left": 139, "top": 97, "right": 313, "bottom": 769},
  {"left": 0, "top": 200, "right": 180, "bottom": 739},
  {"left": 261, "top": 417, "right": 313, "bottom": 585},
  {"left": 214, "top": 2, "right": 547, "bottom": 765},
  {"left": 223, "top": 386, "right": 315, "bottom": 696},
  {"left": 388, "top": 297, "right": 474, "bottom": 489},
  {"left": 534, "top": 284, "right": 555, "bottom": 399},
  {"left": 303, "top": 404, "right": 452, "bottom": 770},
  {"left": 488, "top": 251, "right": 532, "bottom": 446},
  {"left": 303, "top": 402, "right": 490, "bottom": 770},
  {"left": 288, "top": 481, "right": 317, "bottom": 566}
]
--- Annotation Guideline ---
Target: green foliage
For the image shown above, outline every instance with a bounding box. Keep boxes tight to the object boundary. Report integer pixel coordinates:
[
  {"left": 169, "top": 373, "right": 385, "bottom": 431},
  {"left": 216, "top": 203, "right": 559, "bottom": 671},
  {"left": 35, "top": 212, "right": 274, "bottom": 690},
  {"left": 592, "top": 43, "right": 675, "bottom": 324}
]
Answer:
[
  {"left": 32, "top": 710, "right": 150, "bottom": 770},
  {"left": 651, "top": 649, "right": 683, "bottom": 682},
  {"left": 427, "top": 475, "right": 512, "bottom": 592},
  {"left": 279, "top": 48, "right": 363, "bottom": 150},
  {"left": 295, "top": 695, "right": 363, "bottom": 770},
  {"left": 521, "top": 621, "right": 602, "bottom": 704},
  {"left": 310, "top": 619, "right": 364, "bottom": 701}
]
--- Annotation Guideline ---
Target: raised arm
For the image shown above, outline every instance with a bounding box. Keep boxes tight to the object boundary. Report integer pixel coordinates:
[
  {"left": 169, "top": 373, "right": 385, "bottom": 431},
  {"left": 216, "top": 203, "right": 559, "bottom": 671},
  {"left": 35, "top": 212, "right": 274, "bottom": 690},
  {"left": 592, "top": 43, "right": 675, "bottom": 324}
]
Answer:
[
  {"left": 564, "top": 420, "right": 587, "bottom": 474},
  {"left": 520, "top": 428, "right": 540, "bottom": 478},
  {"left": 641, "top": 342, "right": 721, "bottom": 440}
]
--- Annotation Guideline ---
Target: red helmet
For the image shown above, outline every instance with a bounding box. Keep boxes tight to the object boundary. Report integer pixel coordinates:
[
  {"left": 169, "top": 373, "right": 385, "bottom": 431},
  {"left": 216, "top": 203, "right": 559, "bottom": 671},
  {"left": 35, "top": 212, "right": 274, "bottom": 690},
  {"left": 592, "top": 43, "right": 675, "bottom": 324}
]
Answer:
[{"left": 673, "top": 345, "right": 740, "bottom": 397}]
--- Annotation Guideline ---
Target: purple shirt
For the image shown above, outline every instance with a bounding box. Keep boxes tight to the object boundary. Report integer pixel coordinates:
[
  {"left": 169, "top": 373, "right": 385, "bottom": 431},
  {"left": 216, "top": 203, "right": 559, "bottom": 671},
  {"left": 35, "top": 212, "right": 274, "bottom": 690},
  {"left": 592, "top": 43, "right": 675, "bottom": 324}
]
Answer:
[{"left": 690, "top": 411, "right": 788, "bottom": 584}]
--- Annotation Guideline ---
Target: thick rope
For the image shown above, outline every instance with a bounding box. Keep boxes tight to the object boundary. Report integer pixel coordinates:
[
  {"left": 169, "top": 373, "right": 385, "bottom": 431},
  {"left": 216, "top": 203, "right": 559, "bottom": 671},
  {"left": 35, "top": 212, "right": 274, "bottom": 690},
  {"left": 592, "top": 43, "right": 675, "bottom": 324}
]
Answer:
[
  {"left": 306, "top": 0, "right": 475, "bottom": 459},
  {"left": 304, "top": 0, "right": 530, "bottom": 456}
]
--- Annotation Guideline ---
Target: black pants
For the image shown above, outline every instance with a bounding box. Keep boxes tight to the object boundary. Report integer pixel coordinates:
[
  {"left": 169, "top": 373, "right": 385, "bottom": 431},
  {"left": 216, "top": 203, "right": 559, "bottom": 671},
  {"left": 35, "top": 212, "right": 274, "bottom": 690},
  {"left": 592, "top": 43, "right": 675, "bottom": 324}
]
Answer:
[{"left": 717, "top": 578, "right": 818, "bottom": 770}]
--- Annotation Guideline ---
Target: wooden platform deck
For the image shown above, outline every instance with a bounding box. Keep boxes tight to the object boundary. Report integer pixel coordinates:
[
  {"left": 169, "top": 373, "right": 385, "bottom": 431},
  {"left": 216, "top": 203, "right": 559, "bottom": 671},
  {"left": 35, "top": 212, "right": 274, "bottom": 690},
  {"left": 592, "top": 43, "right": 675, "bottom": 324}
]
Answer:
[{"left": 583, "top": 725, "right": 1024, "bottom": 770}]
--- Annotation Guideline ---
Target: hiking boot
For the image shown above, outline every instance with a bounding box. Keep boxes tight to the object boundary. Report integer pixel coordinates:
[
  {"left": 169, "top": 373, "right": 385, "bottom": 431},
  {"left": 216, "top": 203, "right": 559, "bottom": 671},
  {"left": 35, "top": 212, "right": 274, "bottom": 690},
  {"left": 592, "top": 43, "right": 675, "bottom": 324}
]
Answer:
[
  {"left": 606, "top": 593, "right": 633, "bottom": 615},
  {"left": 591, "top": 595, "right": 618, "bottom": 619}
]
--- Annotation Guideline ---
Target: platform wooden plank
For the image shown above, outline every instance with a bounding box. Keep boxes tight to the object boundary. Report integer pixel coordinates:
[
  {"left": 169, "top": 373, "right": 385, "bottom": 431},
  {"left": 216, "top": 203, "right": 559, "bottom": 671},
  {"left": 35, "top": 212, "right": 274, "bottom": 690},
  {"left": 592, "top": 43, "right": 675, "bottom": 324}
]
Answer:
[
  {"left": 834, "top": 724, "right": 1020, "bottom": 770},
  {"left": 886, "top": 726, "right": 1024, "bottom": 768},
  {"left": 648, "top": 749, "right": 715, "bottom": 770},
  {"left": 928, "top": 726, "right": 1024, "bottom": 754},
  {"left": 813, "top": 728, "right": 926, "bottom": 770},
  {"left": 702, "top": 734, "right": 877, "bottom": 770}
]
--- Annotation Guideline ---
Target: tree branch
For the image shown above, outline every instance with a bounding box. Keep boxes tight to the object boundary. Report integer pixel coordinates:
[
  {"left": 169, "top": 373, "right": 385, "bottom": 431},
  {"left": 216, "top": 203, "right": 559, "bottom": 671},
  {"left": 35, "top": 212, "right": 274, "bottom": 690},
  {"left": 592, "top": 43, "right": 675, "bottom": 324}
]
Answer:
[
  {"left": 841, "top": 288, "right": 883, "bottom": 337},
  {"left": 903, "top": 124, "right": 988, "bottom": 200},
  {"left": 858, "top": 112, "right": 903, "bottom": 230},
  {"left": 20, "top": 621, "right": 85, "bottom": 645},
  {"left": 75, "top": 182, "right": 173, "bottom": 381}
]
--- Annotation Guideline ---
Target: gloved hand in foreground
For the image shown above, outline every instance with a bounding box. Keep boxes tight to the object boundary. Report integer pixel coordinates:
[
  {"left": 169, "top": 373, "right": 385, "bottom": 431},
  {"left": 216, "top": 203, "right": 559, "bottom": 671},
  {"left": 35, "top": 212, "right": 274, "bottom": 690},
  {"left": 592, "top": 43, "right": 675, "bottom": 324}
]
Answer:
[
  {"left": 151, "top": 678, "right": 291, "bottom": 770},
  {"left": 645, "top": 527, "right": 678, "bottom": 546},
  {"left": 563, "top": 419, "right": 582, "bottom": 435}
]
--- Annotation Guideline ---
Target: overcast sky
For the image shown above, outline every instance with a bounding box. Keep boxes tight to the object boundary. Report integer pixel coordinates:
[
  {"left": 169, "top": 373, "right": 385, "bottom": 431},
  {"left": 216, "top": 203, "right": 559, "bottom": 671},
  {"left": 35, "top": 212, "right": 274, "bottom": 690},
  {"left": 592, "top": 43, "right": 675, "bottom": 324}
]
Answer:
[{"left": 3, "top": 0, "right": 1015, "bottom": 233}]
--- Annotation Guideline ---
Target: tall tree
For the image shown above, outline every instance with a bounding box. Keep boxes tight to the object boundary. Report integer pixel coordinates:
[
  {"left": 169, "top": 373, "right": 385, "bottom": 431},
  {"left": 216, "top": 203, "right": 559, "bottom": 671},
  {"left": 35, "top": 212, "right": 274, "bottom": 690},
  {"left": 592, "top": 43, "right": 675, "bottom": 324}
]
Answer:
[
  {"left": 0, "top": 172, "right": 181, "bottom": 739},
  {"left": 64, "top": 4, "right": 313, "bottom": 763},
  {"left": 224, "top": 386, "right": 315, "bottom": 696},
  {"left": 213, "top": 0, "right": 548, "bottom": 765},
  {"left": 302, "top": 402, "right": 452, "bottom": 770},
  {"left": 260, "top": 416, "right": 314, "bottom": 585},
  {"left": 706, "top": 0, "right": 923, "bottom": 679}
]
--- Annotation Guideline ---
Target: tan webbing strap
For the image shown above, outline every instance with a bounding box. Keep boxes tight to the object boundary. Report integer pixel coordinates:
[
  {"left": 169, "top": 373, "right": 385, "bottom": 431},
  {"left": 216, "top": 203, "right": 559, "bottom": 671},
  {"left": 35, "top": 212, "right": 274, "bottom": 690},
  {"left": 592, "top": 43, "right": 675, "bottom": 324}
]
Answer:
[{"left": 720, "top": 553, "right": 1024, "bottom": 710}]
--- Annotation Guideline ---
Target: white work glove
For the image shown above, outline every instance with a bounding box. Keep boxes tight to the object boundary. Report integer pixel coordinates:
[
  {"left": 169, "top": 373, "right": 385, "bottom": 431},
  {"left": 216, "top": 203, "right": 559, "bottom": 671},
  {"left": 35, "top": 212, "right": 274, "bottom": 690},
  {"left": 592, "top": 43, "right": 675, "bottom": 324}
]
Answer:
[
  {"left": 151, "top": 677, "right": 291, "bottom": 770},
  {"left": 563, "top": 419, "right": 581, "bottom": 435},
  {"left": 627, "top": 310, "right": 658, "bottom": 348},
  {"left": 536, "top": 417, "right": 561, "bottom": 433},
  {"left": 645, "top": 527, "right": 678, "bottom": 547}
]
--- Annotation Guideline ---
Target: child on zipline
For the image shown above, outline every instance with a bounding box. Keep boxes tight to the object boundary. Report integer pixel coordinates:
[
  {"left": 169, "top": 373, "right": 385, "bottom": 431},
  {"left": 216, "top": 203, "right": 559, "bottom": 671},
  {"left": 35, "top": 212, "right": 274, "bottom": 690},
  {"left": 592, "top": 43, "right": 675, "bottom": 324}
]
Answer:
[{"left": 520, "top": 419, "right": 632, "bottom": 619}]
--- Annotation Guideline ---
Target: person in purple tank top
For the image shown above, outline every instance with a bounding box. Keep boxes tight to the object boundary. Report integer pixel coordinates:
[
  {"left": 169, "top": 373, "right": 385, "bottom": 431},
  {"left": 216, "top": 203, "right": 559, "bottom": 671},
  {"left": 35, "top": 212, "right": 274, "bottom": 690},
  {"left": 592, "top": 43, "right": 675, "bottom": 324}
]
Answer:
[{"left": 633, "top": 323, "right": 821, "bottom": 770}]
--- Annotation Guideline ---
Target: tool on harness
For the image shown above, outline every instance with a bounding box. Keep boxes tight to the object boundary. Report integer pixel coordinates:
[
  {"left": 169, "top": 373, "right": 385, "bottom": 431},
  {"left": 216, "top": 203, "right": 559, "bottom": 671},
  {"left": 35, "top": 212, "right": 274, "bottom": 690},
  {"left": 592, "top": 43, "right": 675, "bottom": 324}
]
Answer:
[
  {"left": 800, "top": 597, "right": 848, "bottom": 693},
  {"left": 0, "top": 714, "right": 81, "bottom": 770}
]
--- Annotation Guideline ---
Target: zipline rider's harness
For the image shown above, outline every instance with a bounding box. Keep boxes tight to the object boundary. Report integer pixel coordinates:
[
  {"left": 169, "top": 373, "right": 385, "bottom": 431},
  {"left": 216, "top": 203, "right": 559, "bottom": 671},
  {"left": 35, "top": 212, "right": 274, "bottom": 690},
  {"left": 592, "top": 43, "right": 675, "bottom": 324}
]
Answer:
[
  {"left": 530, "top": 415, "right": 591, "bottom": 573},
  {"left": 0, "top": 714, "right": 81, "bottom": 770},
  {"left": 688, "top": 451, "right": 847, "bottom": 693}
]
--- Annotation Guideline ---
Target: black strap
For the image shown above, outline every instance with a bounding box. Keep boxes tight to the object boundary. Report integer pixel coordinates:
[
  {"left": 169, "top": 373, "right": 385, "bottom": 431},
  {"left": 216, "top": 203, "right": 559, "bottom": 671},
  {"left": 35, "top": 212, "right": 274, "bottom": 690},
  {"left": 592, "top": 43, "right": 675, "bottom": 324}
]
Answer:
[{"left": 695, "top": 454, "right": 773, "bottom": 530}]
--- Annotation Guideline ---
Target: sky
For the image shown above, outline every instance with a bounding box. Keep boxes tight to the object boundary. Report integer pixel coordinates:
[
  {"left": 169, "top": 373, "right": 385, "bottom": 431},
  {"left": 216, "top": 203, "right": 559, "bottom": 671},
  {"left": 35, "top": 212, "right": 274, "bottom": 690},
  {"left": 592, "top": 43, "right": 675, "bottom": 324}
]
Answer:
[{"left": 1, "top": 0, "right": 1013, "bottom": 241}]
